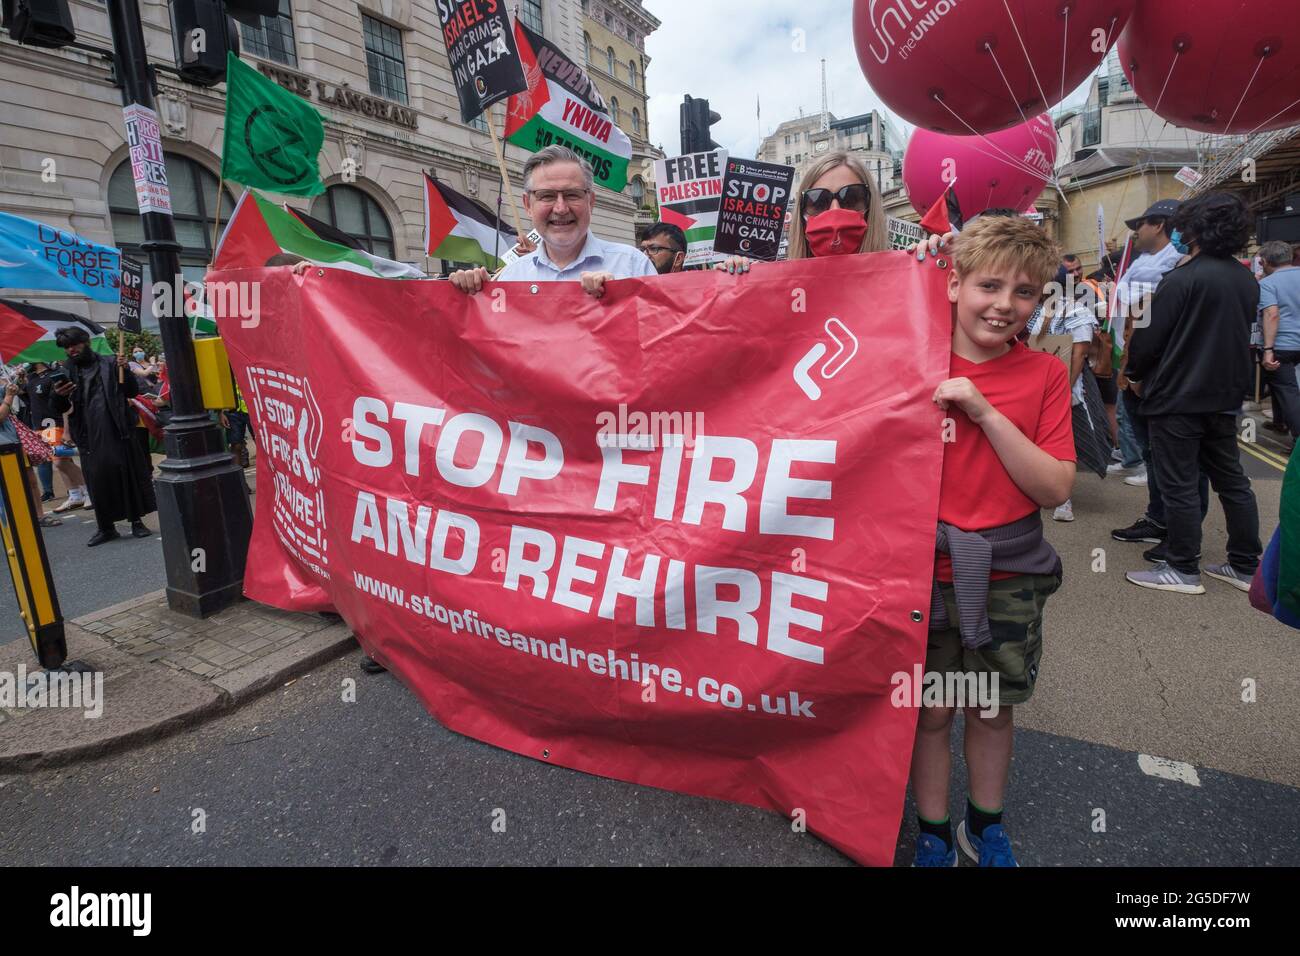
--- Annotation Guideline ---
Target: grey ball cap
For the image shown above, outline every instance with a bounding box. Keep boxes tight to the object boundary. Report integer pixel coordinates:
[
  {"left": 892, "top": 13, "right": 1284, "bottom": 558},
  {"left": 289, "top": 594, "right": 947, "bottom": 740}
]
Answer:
[{"left": 1125, "top": 198, "right": 1181, "bottom": 230}]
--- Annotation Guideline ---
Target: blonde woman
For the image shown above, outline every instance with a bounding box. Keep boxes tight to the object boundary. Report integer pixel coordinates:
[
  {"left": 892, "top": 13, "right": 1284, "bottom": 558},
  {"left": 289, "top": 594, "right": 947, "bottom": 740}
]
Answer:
[{"left": 717, "top": 150, "right": 947, "bottom": 272}]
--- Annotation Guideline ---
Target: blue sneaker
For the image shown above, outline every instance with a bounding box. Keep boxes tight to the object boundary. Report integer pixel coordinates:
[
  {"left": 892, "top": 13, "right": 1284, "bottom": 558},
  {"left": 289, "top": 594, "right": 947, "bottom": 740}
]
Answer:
[
  {"left": 912, "top": 833, "right": 958, "bottom": 867},
  {"left": 957, "top": 819, "right": 1018, "bottom": 867}
]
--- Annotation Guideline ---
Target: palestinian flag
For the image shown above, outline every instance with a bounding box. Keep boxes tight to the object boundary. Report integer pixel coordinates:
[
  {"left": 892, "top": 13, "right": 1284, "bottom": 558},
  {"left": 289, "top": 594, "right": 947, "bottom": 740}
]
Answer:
[
  {"left": 213, "top": 190, "right": 424, "bottom": 278},
  {"left": 423, "top": 173, "right": 517, "bottom": 269},
  {"left": 0, "top": 299, "right": 110, "bottom": 365},
  {"left": 505, "top": 21, "right": 632, "bottom": 192}
]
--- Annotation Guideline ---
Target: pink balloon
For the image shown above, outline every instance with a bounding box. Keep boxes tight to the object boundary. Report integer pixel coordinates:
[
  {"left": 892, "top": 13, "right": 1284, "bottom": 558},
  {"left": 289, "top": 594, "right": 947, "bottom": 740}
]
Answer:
[
  {"left": 855, "top": 0, "right": 1136, "bottom": 134},
  {"left": 1118, "top": 0, "right": 1300, "bottom": 134},
  {"left": 904, "top": 114, "right": 1057, "bottom": 221}
]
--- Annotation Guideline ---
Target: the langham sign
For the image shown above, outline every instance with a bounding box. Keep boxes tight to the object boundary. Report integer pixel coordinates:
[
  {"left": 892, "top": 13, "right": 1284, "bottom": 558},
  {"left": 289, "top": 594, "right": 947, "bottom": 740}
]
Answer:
[{"left": 256, "top": 63, "right": 420, "bottom": 131}]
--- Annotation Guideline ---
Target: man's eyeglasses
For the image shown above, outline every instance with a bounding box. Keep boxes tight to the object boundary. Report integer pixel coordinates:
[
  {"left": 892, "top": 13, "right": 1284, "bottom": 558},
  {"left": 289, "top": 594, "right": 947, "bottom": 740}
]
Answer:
[
  {"left": 529, "top": 189, "right": 590, "bottom": 205},
  {"left": 640, "top": 244, "right": 681, "bottom": 256},
  {"left": 801, "top": 183, "right": 870, "bottom": 216}
]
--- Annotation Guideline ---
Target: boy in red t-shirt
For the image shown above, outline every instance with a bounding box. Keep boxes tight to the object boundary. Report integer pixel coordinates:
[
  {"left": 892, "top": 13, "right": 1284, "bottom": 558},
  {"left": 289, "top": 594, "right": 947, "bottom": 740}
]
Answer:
[{"left": 911, "top": 216, "right": 1076, "bottom": 867}]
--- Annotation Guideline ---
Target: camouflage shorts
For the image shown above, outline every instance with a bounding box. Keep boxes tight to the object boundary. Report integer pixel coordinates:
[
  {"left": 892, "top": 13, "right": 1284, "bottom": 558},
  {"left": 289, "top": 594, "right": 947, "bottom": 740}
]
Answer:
[{"left": 926, "top": 573, "right": 1061, "bottom": 706}]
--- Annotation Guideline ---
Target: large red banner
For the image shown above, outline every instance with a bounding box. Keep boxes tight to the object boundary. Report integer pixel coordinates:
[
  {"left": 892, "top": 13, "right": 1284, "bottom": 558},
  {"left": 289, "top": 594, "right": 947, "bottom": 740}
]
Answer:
[{"left": 214, "top": 252, "right": 951, "bottom": 864}]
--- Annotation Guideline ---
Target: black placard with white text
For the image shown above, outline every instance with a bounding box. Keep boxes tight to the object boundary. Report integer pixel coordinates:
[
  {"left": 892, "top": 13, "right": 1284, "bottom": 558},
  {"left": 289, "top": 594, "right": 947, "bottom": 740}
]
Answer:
[
  {"left": 437, "top": 0, "right": 528, "bottom": 123},
  {"left": 712, "top": 157, "right": 796, "bottom": 262},
  {"left": 117, "top": 257, "right": 143, "bottom": 333}
]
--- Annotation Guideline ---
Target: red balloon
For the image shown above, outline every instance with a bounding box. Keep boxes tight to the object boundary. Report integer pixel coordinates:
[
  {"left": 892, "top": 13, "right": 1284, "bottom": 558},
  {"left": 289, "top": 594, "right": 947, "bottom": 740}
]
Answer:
[
  {"left": 1118, "top": 0, "right": 1300, "bottom": 134},
  {"left": 854, "top": 0, "right": 1136, "bottom": 134},
  {"left": 904, "top": 114, "right": 1057, "bottom": 220}
]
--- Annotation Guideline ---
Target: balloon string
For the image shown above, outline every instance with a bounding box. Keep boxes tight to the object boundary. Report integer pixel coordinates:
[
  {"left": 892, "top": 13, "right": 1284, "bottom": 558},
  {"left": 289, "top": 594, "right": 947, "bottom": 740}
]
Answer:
[
  {"left": 1240, "top": 98, "right": 1300, "bottom": 139},
  {"left": 1002, "top": 0, "right": 1051, "bottom": 117},
  {"left": 985, "top": 41, "right": 1034, "bottom": 130},
  {"left": 928, "top": 94, "right": 1059, "bottom": 182},
  {"left": 927, "top": 93, "right": 1067, "bottom": 210},
  {"left": 1133, "top": 49, "right": 1182, "bottom": 186},
  {"left": 1059, "top": 7, "right": 1069, "bottom": 116},
  {"left": 1221, "top": 54, "right": 1269, "bottom": 135}
]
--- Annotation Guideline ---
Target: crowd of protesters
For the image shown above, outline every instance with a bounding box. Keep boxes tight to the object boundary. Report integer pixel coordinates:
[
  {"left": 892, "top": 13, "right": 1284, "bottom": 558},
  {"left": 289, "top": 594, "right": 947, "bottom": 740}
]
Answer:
[{"left": 3, "top": 332, "right": 254, "bottom": 544}]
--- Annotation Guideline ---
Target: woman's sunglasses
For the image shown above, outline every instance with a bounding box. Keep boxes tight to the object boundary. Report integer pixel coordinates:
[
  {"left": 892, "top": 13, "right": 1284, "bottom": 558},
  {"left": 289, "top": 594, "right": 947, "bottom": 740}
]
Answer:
[{"left": 802, "top": 183, "right": 871, "bottom": 216}]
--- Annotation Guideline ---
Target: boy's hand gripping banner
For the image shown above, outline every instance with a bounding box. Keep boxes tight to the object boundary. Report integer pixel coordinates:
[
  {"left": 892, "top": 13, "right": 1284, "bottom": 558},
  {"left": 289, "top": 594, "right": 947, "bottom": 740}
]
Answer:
[{"left": 214, "top": 253, "right": 951, "bottom": 865}]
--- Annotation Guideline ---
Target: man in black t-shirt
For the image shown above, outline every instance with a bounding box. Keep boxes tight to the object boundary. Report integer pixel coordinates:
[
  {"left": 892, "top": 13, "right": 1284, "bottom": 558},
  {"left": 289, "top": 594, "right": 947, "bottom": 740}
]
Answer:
[{"left": 1124, "top": 193, "right": 1262, "bottom": 595}]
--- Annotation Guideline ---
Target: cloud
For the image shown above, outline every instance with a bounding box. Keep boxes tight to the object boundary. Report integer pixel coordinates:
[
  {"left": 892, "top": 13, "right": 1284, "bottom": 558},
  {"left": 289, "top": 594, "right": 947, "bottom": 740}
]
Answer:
[
  {"left": 642, "top": 0, "right": 1098, "bottom": 160},
  {"left": 643, "top": 0, "right": 916, "bottom": 159}
]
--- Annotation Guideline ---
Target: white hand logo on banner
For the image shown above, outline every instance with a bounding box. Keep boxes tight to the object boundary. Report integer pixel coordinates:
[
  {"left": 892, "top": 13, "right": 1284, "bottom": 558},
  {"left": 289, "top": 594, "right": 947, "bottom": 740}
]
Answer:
[{"left": 793, "top": 318, "right": 859, "bottom": 401}]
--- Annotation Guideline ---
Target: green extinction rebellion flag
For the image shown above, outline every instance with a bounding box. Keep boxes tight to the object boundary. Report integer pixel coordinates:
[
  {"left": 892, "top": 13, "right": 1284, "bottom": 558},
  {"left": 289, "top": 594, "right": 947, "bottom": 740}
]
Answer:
[
  {"left": 505, "top": 21, "right": 632, "bottom": 192},
  {"left": 221, "top": 53, "right": 325, "bottom": 197}
]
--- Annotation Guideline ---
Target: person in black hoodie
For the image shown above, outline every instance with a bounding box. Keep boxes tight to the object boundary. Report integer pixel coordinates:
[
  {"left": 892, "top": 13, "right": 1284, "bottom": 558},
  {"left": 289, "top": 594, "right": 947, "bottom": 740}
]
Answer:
[{"left": 1124, "top": 192, "right": 1261, "bottom": 594}]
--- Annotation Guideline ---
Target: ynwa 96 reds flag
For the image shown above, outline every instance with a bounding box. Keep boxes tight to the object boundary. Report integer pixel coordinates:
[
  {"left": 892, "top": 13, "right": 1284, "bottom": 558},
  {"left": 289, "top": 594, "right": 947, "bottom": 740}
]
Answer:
[{"left": 214, "top": 255, "right": 951, "bottom": 865}]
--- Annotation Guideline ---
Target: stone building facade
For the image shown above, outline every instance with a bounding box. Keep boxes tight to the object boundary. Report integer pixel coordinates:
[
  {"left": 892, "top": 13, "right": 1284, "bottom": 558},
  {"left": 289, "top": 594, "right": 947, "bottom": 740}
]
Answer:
[
  {"left": 0, "top": 0, "right": 645, "bottom": 328},
  {"left": 579, "top": 0, "right": 660, "bottom": 236}
]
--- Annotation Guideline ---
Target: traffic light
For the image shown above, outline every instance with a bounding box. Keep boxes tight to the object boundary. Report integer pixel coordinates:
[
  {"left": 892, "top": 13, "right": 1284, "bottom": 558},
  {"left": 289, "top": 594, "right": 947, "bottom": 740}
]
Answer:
[
  {"left": 222, "top": 0, "right": 277, "bottom": 28},
  {"left": 169, "top": 0, "right": 243, "bottom": 87},
  {"left": 680, "top": 95, "right": 722, "bottom": 154},
  {"left": 1, "top": 0, "right": 75, "bottom": 48}
]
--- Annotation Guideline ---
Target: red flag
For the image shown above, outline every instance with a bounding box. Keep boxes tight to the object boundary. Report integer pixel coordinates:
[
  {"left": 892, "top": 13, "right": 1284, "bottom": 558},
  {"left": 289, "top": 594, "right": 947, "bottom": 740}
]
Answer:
[
  {"left": 0, "top": 300, "right": 47, "bottom": 363},
  {"left": 920, "top": 182, "right": 964, "bottom": 235},
  {"left": 216, "top": 255, "right": 953, "bottom": 865}
]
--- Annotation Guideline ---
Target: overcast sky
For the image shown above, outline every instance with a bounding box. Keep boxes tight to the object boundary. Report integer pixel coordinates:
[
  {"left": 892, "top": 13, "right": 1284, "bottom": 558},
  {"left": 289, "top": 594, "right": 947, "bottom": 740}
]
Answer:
[{"left": 641, "top": 0, "right": 1095, "bottom": 159}]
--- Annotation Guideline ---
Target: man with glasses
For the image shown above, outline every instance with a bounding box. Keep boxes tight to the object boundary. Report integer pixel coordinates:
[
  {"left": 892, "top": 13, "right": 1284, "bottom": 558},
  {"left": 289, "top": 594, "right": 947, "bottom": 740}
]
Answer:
[
  {"left": 448, "top": 145, "right": 655, "bottom": 296},
  {"left": 639, "top": 222, "right": 687, "bottom": 275}
]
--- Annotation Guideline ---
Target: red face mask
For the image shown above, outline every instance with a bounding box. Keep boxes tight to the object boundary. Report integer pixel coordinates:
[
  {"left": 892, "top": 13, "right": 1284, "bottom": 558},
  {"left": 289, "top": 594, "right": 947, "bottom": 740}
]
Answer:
[{"left": 804, "top": 207, "right": 868, "bottom": 257}]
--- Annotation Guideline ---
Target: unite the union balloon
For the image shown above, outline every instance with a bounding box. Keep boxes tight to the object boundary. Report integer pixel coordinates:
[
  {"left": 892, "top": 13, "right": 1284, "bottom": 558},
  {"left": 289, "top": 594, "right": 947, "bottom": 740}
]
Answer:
[
  {"left": 854, "top": 0, "right": 1136, "bottom": 135},
  {"left": 904, "top": 114, "right": 1058, "bottom": 221},
  {"left": 1118, "top": 0, "right": 1300, "bottom": 135}
]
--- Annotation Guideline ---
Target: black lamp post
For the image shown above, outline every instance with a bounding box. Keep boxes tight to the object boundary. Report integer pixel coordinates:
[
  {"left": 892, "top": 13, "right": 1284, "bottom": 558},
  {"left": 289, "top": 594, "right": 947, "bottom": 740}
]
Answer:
[{"left": 104, "top": 0, "right": 253, "bottom": 616}]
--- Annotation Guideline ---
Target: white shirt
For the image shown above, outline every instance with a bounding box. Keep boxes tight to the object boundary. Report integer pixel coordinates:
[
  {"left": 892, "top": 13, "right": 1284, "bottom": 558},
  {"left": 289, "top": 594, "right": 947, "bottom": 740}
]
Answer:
[
  {"left": 1033, "top": 299, "right": 1098, "bottom": 405},
  {"left": 1114, "top": 241, "right": 1183, "bottom": 331},
  {"left": 497, "top": 231, "right": 657, "bottom": 283}
]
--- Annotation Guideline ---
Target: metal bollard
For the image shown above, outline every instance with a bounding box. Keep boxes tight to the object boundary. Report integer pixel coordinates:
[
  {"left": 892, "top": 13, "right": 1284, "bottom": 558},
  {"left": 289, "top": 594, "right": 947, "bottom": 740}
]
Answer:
[{"left": 0, "top": 441, "right": 65, "bottom": 668}]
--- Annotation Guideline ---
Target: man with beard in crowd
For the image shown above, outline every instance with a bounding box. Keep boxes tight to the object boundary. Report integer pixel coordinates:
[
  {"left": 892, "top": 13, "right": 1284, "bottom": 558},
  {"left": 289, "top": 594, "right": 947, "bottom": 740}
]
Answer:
[
  {"left": 639, "top": 222, "right": 688, "bottom": 275},
  {"left": 50, "top": 326, "right": 156, "bottom": 546}
]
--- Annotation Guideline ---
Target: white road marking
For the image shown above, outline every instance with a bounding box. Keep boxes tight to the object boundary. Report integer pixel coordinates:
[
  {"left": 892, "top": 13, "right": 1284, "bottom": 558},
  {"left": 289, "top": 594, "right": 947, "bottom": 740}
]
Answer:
[{"left": 1138, "top": 754, "right": 1202, "bottom": 786}]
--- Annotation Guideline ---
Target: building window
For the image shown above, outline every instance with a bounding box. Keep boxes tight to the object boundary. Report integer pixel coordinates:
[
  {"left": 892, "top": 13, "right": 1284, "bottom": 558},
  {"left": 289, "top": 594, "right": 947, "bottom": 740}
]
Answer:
[
  {"left": 362, "top": 14, "right": 407, "bottom": 105},
  {"left": 606, "top": 47, "right": 615, "bottom": 76},
  {"left": 632, "top": 107, "right": 640, "bottom": 135},
  {"left": 239, "top": 0, "right": 296, "bottom": 66},
  {"left": 108, "top": 155, "right": 234, "bottom": 329},
  {"left": 310, "top": 186, "right": 395, "bottom": 259},
  {"left": 785, "top": 155, "right": 791, "bottom": 165},
  {"left": 517, "top": 0, "right": 542, "bottom": 33},
  {"left": 628, "top": 59, "right": 637, "bottom": 88},
  {"left": 610, "top": 96, "right": 619, "bottom": 125},
  {"left": 583, "top": 31, "right": 591, "bottom": 64},
  {"left": 630, "top": 175, "right": 645, "bottom": 206},
  {"left": 1081, "top": 105, "right": 1102, "bottom": 147},
  {"left": 468, "top": 113, "right": 488, "bottom": 132}
]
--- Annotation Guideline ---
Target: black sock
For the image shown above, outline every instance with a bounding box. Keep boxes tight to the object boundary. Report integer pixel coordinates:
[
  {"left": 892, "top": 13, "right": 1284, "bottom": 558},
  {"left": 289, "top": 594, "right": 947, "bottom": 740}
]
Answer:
[
  {"left": 918, "top": 815, "right": 952, "bottom": 848},
  {"left": 966, "top": 798, "right": 1002, "bottom": 838}
]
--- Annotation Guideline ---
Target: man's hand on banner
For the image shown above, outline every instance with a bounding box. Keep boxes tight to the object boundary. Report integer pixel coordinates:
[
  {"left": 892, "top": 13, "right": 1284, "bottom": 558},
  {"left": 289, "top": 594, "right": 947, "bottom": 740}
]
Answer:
[
  {"left": 932, "top": 376, "right": 993, "bottom": 423},
  {"left": 449, "top": 267, "right": 491, "bottom": 294},
  {"left": 580, "top": 271, "right": 617, "bottom": 298},
  {"left": 714, "top": 256, "right": 752, "bottom": 275},
  {"left": 291, "top": 260, "right": 312, "bottom": 276}
]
